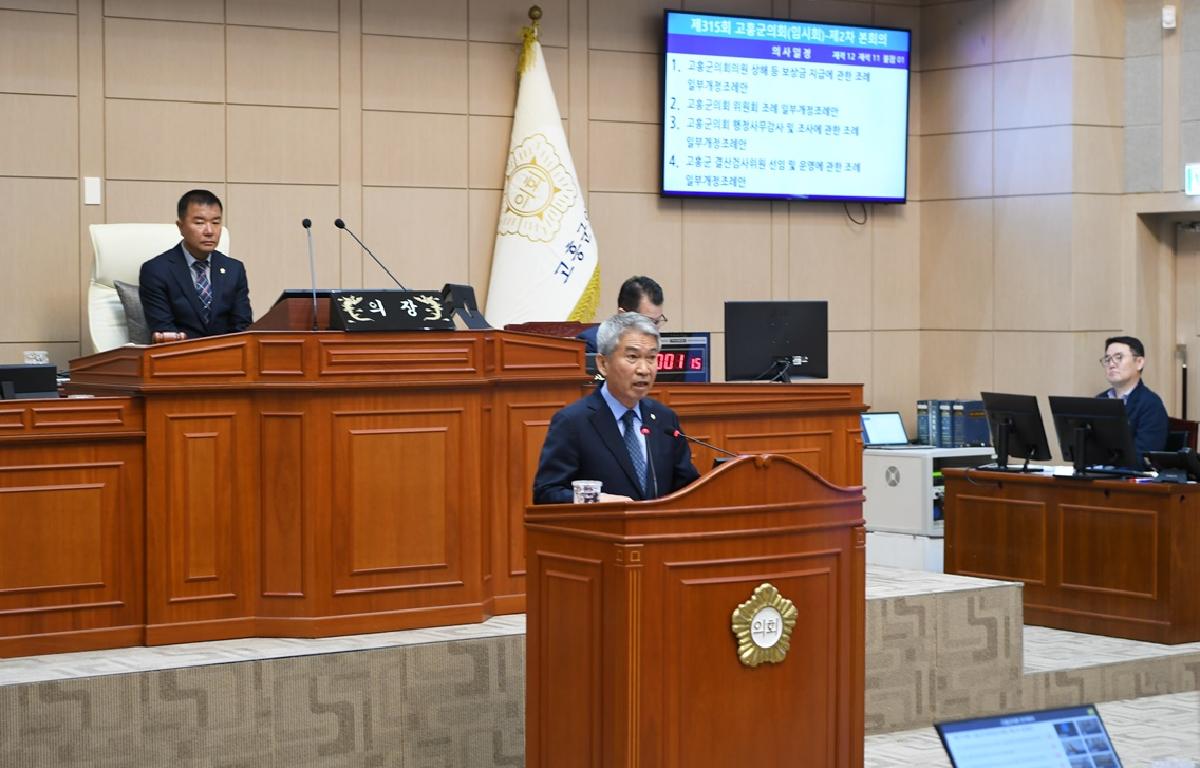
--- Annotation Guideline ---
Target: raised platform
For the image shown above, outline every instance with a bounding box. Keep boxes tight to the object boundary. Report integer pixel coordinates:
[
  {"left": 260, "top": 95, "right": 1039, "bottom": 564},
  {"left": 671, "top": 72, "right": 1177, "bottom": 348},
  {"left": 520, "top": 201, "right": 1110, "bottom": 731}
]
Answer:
[{"left": 3, "top": 567, "right": 1198, "bottom": 766}]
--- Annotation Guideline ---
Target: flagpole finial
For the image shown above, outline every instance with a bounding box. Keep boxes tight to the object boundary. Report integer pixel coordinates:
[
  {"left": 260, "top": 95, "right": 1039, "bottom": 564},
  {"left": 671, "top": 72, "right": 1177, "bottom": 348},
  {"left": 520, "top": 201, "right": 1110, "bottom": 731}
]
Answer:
[{"left": 528, "top": 5, "right": 542, "bottom": 22}]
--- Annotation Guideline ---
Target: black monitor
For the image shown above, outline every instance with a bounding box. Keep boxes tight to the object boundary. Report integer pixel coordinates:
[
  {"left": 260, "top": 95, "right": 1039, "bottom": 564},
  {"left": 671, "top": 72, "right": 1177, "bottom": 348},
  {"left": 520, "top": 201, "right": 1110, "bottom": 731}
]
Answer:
[
  {"left": 980, "top": 392, "right": 1052, "bottom": 471},
  {"left": 0, "top": 364, "right": 58, "bottom": 400},
  {"left": 725, "top": 301, "right": 828, "bottom": 382},
  {"left": 1048, "top": 395, "right": 1144, "bottom": 475}
]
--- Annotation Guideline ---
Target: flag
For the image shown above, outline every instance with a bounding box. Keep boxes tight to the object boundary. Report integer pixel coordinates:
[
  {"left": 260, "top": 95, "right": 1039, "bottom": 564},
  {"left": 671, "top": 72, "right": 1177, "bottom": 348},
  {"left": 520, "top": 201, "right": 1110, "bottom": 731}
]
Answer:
[{"left": 485, "top": 18, "right": 599, "bottom": 328}]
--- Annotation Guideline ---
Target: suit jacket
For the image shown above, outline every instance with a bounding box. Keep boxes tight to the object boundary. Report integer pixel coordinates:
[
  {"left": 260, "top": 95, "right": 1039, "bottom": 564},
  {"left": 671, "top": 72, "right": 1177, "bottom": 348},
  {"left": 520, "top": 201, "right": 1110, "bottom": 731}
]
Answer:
[
  {"left": 138, "top": 244, "right": 252, "bottom": 339},
  {"left": 576, "top": 324, "right": 599, "bottom": 353},
  {"left": 1095, "top": 379, "right": 1169, "bottom": 457},
  {"left": 532, "top": 388, "right": 700, "bottom": 504}
]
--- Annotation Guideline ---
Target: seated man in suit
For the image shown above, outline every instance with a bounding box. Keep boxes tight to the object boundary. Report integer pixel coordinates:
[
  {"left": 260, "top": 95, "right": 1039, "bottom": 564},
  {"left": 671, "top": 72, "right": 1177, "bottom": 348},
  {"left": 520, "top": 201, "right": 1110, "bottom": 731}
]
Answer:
[
  {"left": 139, "top": 189, "right": 252, "bottom": 339},
  {"left": 534, "top": 312, "right": 700, "bottom": 503},
  {"left": 1097, "top": 335, "right": 1168, "bottom": 455},
  {"left": 578, "top": 275, "right": 667, "bottom": 353}
]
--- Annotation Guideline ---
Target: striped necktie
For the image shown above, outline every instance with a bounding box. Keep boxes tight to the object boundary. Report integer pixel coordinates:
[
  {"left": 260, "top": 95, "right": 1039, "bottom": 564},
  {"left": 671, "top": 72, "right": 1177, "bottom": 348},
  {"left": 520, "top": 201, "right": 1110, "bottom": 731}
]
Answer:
[
  {"left": 191, "top": 259, "right": 212, "bottom": 324},
  {"left": 620, "top": 409, "right": 648, "bottom": 496}
]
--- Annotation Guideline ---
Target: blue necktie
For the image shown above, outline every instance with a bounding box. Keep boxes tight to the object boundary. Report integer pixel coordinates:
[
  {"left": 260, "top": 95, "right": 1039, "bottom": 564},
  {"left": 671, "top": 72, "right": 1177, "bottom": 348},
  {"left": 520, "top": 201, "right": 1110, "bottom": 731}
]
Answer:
[
  {"left": 621, "top": 409, "right": 648, "bottom": 496},
  {"left": 192, "top": 259, "right": 212, "bottom": 324}
]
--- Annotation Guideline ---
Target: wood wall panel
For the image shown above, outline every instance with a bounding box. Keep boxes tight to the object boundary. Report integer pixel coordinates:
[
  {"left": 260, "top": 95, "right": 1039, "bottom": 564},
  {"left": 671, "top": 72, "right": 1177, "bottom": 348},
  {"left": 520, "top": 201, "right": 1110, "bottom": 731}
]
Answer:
[
  {"left": 226, "top": 26, "right": 339, "bottom": 108},
  {"left": 105, "top": 0, "right": 224, "bottom": 23},
  {"left": 226, "top": 105, "right": 340, "bottom": 185},
  {"left": 0, "top": 178, "right": 80, "bottom": 342},
  {"left": 0, "top": 9, "right": 78, "bottom": 95},
  {"left": 362, "top": 35, "right": 468, "bottom": 113},
  {"left": 226, "top": 0, "right": 339, "bottom": 31},
  {"left": 105, "top": 99, "right": 226, "bottom": 181},
  {"left": 0, "top": 94, "right": 77, "bottom": 177},
  {"left": 104, "top": 18, "right": 225, "bottom": 101},
  {"left": 260, "top": 412, "right": 305, "bottom": 596}
]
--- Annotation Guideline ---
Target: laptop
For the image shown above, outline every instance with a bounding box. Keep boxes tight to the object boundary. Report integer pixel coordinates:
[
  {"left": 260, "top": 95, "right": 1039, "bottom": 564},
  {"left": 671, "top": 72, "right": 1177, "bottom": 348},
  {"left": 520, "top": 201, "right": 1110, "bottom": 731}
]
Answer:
[
  {"left": 936, "top": 704, "right": 1122, "bottom": 768},
  {"left": 861, "top": 411, "right": 931, "bottom": 449}
]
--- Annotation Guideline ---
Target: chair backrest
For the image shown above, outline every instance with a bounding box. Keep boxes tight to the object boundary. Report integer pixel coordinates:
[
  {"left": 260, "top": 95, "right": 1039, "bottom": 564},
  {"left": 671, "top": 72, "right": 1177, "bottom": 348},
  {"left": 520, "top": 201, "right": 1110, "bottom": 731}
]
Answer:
[
  {"left": 86, "top": 224, "right": 231, "bottom": 353},
  {"left": 1166, "top": 416, "right": 1199, "bottom": 451}
]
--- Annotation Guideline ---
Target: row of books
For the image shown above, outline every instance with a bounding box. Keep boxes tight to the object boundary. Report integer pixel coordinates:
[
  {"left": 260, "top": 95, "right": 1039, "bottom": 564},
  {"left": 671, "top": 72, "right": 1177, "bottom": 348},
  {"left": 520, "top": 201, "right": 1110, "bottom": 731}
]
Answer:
[{"left": 917, "top": 399, "right": 991, "bottom": 447}]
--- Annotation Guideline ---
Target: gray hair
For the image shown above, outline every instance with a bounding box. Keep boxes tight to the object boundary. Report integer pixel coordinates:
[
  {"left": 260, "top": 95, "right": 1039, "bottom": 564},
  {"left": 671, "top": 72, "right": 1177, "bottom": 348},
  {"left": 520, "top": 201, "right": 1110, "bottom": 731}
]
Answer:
[{"left": 596, "top": 312, "right": 660, "bottom": 356}]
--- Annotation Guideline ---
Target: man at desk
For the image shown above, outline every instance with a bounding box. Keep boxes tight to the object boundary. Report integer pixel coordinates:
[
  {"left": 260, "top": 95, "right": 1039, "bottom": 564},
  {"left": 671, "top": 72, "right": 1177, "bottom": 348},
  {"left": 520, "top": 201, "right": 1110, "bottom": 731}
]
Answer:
[
  {"left": 1098, "top": 335, "right": 1168, "bottom": 455},
  {"left": 139, "top": 190, "right": 252, "bottom": 339},
  {"left": 578, "top": 275, "right": 667, "bottom": 353},
  {"left": 534, "top": 312, "right": 700, "bottom": 503}
]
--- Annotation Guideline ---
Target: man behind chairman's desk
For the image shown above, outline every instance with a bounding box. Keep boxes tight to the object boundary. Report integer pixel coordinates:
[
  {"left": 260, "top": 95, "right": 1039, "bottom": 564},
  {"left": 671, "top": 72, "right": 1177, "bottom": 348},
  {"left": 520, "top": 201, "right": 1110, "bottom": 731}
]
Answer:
[
  {"left": 534, "top": 312, "right": 700, "bottom": 504},
  {"left": 1097, "top": 335, "right": 1168, "bottom": 455},
  {"left": 139, "top": 189, "right": 252, "bottom": 339},
  {"left": 577, "top": 275, "right": 666, "bottom": 353}
]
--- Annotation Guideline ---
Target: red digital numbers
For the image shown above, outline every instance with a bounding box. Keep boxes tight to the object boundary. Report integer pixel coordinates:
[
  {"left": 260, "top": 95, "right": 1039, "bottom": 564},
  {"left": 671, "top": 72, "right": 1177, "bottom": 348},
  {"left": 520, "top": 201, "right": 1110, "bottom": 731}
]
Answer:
[{"left": 690, "top": 356, "right": 703, "bottom": 370}]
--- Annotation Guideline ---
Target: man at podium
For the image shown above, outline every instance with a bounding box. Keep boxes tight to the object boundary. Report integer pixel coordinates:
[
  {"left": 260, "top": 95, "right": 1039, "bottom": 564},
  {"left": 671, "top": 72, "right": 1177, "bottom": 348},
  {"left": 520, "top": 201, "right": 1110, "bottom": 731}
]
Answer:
[
  {"left": 139, "top": 189, "right": 253, "bottom": 339},
  {"left": 533, "top": 312, "right": 699, "bottom": 503}
]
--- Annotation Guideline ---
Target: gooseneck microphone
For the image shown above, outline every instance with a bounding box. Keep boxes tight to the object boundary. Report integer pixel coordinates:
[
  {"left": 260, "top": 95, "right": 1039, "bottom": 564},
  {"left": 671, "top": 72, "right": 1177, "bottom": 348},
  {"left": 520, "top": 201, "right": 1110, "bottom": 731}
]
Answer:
[
  {"left": 639, "top": 426, "right": 660, "bottom": 498},
  {"left": 666, "top": 426, "right": 740, "bottom": 458},
  {"left": 333, "top": 218, "right": 408, "bottom": 290},
  {"left": 301, "top": 218, "right": 319, "bottom": 331}
]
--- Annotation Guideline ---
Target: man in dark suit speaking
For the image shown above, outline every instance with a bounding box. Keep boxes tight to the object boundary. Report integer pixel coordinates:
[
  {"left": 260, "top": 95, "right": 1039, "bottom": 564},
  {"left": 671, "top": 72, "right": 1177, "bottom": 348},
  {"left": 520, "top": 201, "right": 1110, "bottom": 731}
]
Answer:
[
  {"left": 139, "top": 189, "right": 252, "bottom": 339},
  {"left": 533, "top": 312, "right": 700, "bottom": 504}
]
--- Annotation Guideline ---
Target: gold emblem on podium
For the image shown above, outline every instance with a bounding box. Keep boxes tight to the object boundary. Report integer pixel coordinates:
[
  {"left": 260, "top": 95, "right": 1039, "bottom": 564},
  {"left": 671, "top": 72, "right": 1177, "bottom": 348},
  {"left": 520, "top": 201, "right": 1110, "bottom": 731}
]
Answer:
[{"left": 731, "top": 583, "right": 798, "bottom": 668}]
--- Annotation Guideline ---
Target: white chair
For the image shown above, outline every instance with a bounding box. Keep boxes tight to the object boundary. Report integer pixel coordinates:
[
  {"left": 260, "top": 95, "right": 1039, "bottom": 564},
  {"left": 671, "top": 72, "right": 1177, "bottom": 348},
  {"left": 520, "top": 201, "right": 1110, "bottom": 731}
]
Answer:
[{"left": 86, "top": 224, "right": 231, "bottom": 353}]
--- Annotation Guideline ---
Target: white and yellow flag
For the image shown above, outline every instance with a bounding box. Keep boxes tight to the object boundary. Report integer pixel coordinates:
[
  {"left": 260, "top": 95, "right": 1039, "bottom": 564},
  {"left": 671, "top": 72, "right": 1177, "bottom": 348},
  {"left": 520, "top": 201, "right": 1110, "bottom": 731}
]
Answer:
[{"left": 485, "top": 19, "right": 599, "bottom": 327}]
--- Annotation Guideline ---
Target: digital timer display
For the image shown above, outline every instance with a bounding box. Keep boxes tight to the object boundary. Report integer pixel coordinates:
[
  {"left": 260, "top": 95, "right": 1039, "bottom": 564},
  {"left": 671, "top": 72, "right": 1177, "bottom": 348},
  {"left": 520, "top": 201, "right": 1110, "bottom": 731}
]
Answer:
[{"left": 656, "top": 333, "right": 710, "bottom": 383}]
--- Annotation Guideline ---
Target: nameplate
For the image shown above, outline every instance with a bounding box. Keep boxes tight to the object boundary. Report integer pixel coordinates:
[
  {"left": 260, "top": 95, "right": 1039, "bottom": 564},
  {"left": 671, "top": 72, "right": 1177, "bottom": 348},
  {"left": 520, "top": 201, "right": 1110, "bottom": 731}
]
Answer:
[{"left": 329, "top": 290, "right": 454, "bottom": 332}]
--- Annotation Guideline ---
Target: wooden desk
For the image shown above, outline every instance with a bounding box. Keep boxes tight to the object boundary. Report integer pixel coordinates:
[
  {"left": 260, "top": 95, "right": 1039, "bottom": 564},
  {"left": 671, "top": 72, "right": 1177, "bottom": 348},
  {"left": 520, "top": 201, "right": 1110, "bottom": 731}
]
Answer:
[
  {"left": 943, "top": 468, "right": 1200, "bottom": 643},
  {"left": 0, "top": 328, "right": 863, "bottom": 657}
]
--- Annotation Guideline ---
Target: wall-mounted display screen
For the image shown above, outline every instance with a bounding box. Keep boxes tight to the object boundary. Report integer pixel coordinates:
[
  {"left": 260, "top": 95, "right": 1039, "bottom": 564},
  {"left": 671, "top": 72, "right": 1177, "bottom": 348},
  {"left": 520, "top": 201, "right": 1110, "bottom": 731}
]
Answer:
[{"left": 661, "top": 10, "right": 912, "bottom": 203}]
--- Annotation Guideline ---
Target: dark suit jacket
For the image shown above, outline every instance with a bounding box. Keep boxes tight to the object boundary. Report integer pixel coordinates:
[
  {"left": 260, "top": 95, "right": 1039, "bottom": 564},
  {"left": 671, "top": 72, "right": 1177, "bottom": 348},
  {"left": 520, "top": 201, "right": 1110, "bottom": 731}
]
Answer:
[
  {"left": 138, "top": 244, "right": 252, "bottom": 339},
  {"left": 533, "top": 388, "right": 700, "bottom": 504},
  {"left": 1095, "top": 379, "right": 1169, "bottom": 457},
  {"left": 576, "top": 324, "right": 599, "bottom": 353}
]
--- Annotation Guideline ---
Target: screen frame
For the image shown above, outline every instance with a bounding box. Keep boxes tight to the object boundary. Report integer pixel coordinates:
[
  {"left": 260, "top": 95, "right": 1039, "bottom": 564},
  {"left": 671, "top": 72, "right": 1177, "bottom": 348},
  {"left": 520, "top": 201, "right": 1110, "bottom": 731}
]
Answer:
[{"left": 659, "top": 8, "right": 913, "bottom": 204}]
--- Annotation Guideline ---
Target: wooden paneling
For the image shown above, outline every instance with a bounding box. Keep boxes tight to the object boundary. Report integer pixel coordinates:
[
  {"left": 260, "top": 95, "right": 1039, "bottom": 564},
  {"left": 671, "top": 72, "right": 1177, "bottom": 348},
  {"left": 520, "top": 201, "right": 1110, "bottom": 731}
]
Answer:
[
  {"left": 945, "top": 470, "right": 1200, "bottom": 643},
  {"left": 104, "top": 18, "right": 225, "bottom": 101},
  {"left": 0, "top": 332, "right": 865, "bottom": 655},
  {"left": 0, "top": 398, "right": 144, "bottom": 656},
  {"left": 0, "top": 9, "right": 77, "bottom": 95},
  {"left": 0, "top": 95, "right": 76, "bottom": 177},
  {"left": 525, "top": 455, "right": 865, "bottom": 768}
]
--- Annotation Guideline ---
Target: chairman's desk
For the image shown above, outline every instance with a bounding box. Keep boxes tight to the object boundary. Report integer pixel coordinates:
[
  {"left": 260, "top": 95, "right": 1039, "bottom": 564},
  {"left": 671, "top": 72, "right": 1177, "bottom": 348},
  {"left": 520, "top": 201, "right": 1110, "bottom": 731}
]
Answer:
[
  {"left": 0, "top": 329, "right": 864, "bottom": 656},
  {"left": 943, "top": 468, "right": 1200, "bottom": 643}
]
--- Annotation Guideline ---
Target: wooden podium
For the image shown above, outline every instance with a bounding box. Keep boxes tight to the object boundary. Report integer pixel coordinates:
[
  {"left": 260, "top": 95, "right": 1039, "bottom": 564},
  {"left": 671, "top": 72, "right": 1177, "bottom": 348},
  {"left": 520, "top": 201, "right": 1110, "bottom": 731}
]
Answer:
[{"left": 525, "top": 454, "right": 865, "bottom": 768}]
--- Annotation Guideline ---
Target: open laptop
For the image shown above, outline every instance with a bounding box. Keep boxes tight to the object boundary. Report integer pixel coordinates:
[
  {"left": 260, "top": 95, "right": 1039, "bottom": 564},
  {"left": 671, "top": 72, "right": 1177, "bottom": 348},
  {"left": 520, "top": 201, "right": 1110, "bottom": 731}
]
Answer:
[
  {"left": 861, "top": 411, "right": 932, "bottom": 449},
  {"left": 936, "top": 704, "right": 1122, "bottom": 768}
]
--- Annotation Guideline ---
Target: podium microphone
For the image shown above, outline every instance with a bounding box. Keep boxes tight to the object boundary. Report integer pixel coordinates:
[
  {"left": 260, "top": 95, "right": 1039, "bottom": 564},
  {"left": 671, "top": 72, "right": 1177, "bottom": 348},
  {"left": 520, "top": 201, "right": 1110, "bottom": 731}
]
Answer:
[
  {"left": 301, "top": 218, "right": 319, "bottom": 331},
  {"left": 666, "top": 427, "right": 740, "bottom": 458},
  {"left": 639, "top": 426, "right": 660, "bottom": 498},
  {"left": 333, "top": 218, "right": 408, "bottom": 290}
]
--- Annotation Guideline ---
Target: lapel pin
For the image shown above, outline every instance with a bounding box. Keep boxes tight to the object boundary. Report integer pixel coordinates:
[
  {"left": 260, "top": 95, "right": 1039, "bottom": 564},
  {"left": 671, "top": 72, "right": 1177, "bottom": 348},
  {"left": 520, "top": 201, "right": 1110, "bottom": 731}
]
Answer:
[
  {"left": 220, "top": 267, "right": 226, "bottom": 274},
  {"left": 650, "top": 413, "right": 656, "bottom": 420}
]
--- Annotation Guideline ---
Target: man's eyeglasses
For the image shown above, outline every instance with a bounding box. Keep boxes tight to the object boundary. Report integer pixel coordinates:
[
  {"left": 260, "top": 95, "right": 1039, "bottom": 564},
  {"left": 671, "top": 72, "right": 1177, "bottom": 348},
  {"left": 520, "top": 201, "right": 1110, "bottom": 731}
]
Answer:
[
  {"left": 651, "top": 314, "right": 668, "bottom": 327},
  {"left": 1100, "top": 353, "right": 1138, "bottom": 367}
]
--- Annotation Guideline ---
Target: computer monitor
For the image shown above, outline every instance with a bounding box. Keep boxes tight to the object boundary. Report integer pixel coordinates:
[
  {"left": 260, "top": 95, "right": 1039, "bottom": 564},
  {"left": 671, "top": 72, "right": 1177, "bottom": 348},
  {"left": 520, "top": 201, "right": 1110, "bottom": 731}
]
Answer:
[
  {"left": 1048, "top": 395, "right": 1143, "bottom": 474},
  {"left": 0, "top": 364, "right": 58, "bottom": 400},
  {"left": 724, "top": 301, "right": 828, "bottom": 382},
  {"left": 980, "top": 392, "right": 1052, "bottom": 471},
  {"left": 936, "top": 704, "right": 1122, "bottom": 768}
]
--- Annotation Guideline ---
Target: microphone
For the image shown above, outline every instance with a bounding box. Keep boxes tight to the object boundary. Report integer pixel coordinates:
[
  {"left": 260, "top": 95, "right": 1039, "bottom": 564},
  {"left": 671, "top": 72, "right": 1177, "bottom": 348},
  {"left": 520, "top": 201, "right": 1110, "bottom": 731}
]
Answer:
[
  {"left": 666, "top": 426, "right": 740, "bottom": 458},
  {"left": 301, "top": 218, "right": 318, "bottom": 331},
  {"left": 640, "top": 426, "right": 660, "bottom": 498},
  {"left": 333, "top": 218, "right": 408, "bottom": 290}
]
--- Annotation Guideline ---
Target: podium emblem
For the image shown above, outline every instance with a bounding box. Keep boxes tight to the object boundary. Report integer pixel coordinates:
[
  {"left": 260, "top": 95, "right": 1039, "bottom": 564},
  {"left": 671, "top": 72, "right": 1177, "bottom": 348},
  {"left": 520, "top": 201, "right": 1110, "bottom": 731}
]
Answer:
[{"left": 731, "top": 583, "right": 798, "bottom": 668}]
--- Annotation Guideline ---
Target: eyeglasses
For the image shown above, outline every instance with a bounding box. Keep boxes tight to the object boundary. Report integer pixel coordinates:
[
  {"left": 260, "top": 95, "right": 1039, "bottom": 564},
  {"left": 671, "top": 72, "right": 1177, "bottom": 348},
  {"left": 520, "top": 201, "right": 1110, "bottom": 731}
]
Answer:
[
  {"left": 1100, "top": 353, "right": 1138, "bottom": 367},
  {"left": 651, "top": 314, "right": 668, "bottom": 327}
]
